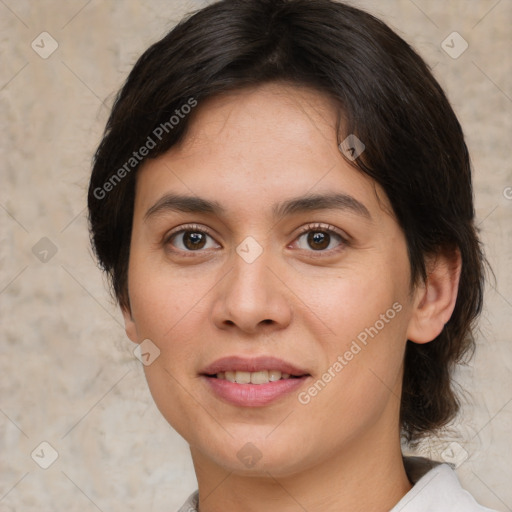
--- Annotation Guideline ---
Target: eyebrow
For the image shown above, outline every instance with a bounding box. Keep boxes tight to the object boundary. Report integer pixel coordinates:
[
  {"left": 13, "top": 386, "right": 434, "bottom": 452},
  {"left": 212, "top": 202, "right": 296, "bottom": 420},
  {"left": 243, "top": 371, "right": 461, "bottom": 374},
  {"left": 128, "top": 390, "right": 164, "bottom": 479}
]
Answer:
[
  {"left": 144, "top": 192, "right": 371, "bottom": 222},
  {"left": 272, "top": 192, "right": 371, "bottom": 220}
]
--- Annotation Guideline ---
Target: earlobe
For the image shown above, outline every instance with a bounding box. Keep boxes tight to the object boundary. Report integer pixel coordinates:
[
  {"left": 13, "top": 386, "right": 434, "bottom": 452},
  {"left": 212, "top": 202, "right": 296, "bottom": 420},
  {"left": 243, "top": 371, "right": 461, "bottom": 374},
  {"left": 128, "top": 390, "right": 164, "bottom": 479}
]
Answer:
[
  {"left": 406, "top": 249, "right": 461, "bottom": 344},
  {"left": 121, "top": 305, "right": 139, "bottom": 344}
]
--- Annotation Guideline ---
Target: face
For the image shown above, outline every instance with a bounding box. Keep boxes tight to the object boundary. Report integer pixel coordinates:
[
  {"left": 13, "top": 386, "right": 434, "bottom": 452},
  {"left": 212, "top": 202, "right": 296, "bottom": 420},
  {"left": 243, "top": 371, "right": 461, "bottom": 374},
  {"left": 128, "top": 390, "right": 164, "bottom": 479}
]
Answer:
[{"left": 124, "top": 83, "right": 420, "bottom": 477}]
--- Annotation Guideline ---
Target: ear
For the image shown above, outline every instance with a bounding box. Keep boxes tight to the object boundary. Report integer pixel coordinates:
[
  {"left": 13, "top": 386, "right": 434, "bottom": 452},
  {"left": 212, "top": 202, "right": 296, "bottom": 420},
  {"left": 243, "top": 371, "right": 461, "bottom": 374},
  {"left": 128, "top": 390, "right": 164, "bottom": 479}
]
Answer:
[
  {"left": 121, "top": 305, "right": 139, "bottom": 344},
  {"left": 406, "top": 248, "right": 461, "bottom": 344}
]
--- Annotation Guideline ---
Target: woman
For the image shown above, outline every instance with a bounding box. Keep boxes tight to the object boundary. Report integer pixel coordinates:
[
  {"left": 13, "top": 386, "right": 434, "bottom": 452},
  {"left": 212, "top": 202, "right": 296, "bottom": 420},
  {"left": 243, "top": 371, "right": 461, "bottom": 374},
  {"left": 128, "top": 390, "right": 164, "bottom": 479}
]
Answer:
[{"left": 88, "top": 1, "right": 497, "bottom": 510}]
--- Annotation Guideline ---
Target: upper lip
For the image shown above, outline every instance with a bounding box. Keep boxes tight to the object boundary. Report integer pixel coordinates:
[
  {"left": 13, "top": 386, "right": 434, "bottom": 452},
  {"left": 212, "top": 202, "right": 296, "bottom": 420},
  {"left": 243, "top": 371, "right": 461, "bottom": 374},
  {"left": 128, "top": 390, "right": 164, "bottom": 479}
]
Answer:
[{"left": 200, "top": 356, "right": 310, "bottom": 376}]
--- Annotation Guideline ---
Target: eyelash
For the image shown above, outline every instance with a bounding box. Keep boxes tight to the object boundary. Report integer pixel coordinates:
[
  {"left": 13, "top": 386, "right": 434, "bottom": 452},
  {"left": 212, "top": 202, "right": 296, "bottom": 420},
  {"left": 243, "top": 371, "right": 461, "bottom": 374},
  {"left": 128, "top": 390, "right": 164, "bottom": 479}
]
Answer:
[{"left": 163, "top": 222, "right": 348, "bottom": 256}]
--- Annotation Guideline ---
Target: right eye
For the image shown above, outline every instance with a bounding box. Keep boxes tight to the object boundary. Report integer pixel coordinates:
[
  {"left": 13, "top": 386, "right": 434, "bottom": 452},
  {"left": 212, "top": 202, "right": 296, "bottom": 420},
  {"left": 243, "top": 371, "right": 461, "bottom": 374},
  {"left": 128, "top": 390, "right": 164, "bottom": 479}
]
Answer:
[{"left": 164, "top": 224, "right": 221, "bottom": 253}]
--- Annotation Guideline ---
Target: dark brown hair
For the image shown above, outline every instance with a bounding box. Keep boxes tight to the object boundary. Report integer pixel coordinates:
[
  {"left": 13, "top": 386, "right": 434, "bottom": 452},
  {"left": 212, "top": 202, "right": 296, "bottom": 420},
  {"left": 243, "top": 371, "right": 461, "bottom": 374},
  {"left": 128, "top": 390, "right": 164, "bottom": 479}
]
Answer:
[{"left": 88, "top": 0, "right": 485, "bottom": 443}]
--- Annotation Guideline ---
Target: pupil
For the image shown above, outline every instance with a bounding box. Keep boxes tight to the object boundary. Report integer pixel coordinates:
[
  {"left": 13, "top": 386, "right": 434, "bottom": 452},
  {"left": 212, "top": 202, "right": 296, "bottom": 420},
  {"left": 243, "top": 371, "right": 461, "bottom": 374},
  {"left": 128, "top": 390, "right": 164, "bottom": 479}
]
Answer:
[
  {"left": 308, "top": 231, "right": 330, "bottom": 250},
  {"left": 184, "top": 231, "right": 206, "bottom": 250}
]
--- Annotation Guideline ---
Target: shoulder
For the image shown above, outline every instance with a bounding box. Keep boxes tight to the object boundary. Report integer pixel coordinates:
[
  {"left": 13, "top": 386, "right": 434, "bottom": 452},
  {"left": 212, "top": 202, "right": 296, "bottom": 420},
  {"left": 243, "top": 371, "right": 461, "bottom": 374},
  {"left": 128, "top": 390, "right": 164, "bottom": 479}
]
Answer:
[
  {"left": 176, "top": 490, "right": 199, "bottom": 512},
  {"left": 392, "top": 456, "right": 499, "bottom": 512}
]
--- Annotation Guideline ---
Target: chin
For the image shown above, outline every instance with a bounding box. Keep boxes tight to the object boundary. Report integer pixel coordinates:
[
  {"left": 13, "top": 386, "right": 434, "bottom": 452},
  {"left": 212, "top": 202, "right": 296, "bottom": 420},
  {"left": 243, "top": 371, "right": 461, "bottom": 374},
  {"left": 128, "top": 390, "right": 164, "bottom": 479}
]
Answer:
[{"left": 196, "top": 431, "right": 317, "bottom": 478}]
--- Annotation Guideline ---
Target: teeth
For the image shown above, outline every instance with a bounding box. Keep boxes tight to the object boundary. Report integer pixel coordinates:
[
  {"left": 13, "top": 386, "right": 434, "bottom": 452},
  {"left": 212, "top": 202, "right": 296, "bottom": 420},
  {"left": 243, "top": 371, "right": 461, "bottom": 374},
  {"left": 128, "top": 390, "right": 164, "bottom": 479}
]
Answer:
[
  {"left": 251, "top": 370, "right": 269, "bottom": 384},
  {"left": 215, "top": 370, "right": 296, "bottom": 384},
  {"left": 234, "top": 371, "right": 251, "bottom": 384},
  {"left": 268, "top": 370, "right": 281, "bottom": 382}
]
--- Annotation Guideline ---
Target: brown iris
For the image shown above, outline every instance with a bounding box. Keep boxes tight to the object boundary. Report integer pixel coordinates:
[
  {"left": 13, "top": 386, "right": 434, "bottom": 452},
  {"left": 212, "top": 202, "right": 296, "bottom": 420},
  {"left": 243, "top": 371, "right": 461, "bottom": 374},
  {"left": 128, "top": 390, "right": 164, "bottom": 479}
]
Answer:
[
  {"left": 307, "top": 231, "right": 330, "bottom": 250},
  {"left": 183, "top": 231, "right": 207, "bottom": 250}
]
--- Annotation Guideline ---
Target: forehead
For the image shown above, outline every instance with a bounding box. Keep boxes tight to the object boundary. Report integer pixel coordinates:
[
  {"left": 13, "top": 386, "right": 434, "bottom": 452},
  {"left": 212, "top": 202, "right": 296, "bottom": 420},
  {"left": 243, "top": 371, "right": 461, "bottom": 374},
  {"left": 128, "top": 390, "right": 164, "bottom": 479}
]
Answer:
[
  {"left": 135, "top": 82, "right": 392, "bottom": 221},
  {"left": 181, "top": 83, "right": 339, "bottom": 146}
]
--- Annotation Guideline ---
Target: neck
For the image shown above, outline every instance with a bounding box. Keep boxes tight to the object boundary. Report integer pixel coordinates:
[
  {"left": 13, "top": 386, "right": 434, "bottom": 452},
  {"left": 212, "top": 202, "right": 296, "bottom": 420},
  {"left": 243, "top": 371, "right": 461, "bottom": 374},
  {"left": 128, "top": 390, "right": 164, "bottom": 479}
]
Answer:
[{"left": 191, "top": 429, "right": 412, "bottom": 512}]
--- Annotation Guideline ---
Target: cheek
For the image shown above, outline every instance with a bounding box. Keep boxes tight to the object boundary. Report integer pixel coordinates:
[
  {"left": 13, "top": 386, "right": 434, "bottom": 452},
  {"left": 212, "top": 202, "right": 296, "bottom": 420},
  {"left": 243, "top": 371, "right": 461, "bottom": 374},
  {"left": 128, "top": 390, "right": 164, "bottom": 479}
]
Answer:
[
  {"left": 291, "top": 291, "right": 408, "bottom": 457},
  {"left": 287, "top": 257, "right": 407, "bottom": 345},
  {"left": 126, "top": 254, "right": 215, "bottom": 415},
  {"left": 287, "top": 257, "right": 410, "bottom": 413},
  {"left": 128, "top": 252, "right": 213, "bottom": 341},
  {"left": 127, "top": 265, "right": 214, "bottom": 438}
]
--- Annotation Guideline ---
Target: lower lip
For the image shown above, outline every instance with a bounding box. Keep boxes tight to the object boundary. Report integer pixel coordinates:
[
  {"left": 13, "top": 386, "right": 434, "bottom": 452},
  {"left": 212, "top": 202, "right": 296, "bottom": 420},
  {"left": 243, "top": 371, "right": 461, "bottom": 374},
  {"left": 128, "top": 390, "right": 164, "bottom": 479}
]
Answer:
[{"left": 202, "top": 375, "right": 309, "bottom": 407}]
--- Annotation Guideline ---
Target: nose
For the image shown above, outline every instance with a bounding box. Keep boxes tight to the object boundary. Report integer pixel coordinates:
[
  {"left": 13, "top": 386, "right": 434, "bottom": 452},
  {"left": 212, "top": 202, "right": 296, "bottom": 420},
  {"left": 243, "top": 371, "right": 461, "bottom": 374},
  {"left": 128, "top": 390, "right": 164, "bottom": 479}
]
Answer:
[{"left": 211, "top": 243, "right": 292, "bottom": 335}]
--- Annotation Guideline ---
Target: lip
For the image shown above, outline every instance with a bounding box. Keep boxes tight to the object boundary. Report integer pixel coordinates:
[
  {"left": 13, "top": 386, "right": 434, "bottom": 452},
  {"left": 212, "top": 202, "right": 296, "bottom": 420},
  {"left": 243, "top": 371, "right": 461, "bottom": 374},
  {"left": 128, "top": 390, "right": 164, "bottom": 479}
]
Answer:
[
  {"left": 202, "top": 375, "right": 310, "bottom": 407},
  {"left": 200, "top": 356, "right": 311, "bottom": 407},
  {"left": 201, "top": 356, "right": 310, "bottom": 407},
  {"left": 200, "top": 355, "right": 309, "bottom": 376}
]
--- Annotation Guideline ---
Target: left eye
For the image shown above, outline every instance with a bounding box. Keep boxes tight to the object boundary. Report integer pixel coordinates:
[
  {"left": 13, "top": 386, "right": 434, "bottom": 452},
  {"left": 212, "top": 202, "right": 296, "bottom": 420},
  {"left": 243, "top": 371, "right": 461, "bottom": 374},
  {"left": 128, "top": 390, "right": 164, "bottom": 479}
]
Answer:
[{"left": 294, "top": 229, "right": 345, "bottom": 251}]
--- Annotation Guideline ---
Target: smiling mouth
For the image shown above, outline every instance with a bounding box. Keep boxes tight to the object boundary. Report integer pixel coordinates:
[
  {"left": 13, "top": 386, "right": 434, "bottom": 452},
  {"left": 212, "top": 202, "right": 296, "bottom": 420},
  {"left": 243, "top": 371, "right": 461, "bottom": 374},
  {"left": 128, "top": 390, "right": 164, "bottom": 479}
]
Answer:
[
  {"left": 201, "top": 358, "right": 311, "bottom": 406},
  {"left": 206, "top": 370, "right": 306, "bottom": 384}
]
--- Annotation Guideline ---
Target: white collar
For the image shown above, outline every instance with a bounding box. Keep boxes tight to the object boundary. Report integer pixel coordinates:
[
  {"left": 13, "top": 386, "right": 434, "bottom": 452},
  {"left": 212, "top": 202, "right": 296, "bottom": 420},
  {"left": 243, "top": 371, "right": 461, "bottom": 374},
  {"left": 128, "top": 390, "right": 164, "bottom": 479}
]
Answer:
[{"left": 391, "top": 456, "right": 496, "bottom": 511}]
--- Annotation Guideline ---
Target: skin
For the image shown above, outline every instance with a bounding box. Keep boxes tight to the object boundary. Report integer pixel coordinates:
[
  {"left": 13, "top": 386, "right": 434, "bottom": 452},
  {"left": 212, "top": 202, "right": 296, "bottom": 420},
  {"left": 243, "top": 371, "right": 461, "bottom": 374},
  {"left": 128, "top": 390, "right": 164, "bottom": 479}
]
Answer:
[{"left": 123, "top": 83, "right": 461, "bottom": 511}]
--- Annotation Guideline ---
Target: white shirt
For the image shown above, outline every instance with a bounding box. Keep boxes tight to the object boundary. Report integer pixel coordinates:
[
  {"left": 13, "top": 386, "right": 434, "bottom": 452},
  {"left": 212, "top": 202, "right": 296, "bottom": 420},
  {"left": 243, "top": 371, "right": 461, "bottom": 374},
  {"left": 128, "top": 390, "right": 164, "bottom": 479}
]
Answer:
[{"left": 177, "top": 457, "right": 498, "bottom": 511}]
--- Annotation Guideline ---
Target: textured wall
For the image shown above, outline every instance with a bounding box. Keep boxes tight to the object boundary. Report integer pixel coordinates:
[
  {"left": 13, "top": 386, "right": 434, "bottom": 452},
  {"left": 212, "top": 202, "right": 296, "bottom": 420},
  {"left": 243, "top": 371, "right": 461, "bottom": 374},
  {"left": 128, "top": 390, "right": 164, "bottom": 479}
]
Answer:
[{"left": 0, "top": 1, "right": 511, "bottom": 511}]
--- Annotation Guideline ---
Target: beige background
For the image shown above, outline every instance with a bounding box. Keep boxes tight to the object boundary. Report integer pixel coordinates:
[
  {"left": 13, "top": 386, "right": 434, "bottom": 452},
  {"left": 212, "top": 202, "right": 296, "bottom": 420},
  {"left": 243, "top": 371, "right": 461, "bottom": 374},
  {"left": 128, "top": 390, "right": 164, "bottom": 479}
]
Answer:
[{"left": 0, "top": 1, "right": 511, "bottom": 511}]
